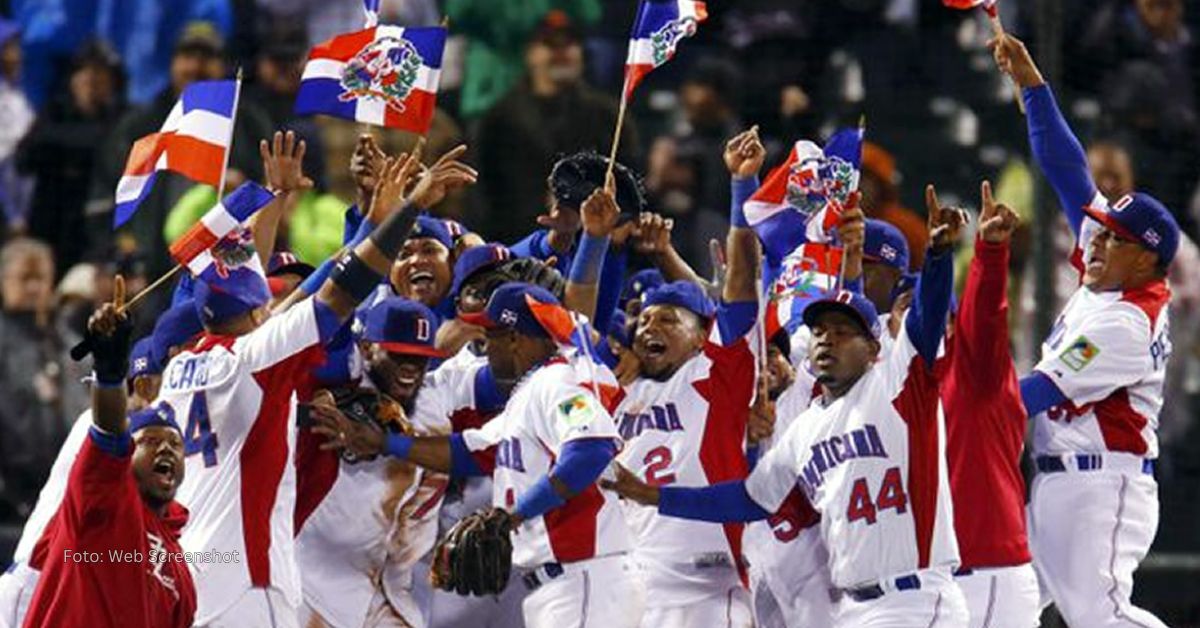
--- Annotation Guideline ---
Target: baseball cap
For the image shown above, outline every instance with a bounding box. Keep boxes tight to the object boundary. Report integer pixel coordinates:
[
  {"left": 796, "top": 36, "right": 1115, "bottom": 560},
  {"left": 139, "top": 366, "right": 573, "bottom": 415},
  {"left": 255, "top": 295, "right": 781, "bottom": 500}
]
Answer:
[
  {"left": 129, "top": 404, "right": 182, "bottom": 435},
  {"left": 641, "top": 281, "right": 716, "bottom": 321},
  {"left": 362, "top": 297, "right": 444, "bottom": 357},
  {"left": 175, "top": 22, "right": 224, "bottom": 57},
  {"left": 864, "top": 219, "right": 909, "bottom": 271},
  {"left": 802, "top": 290, "right": 881, "bottom": 339},
  {"left": 193, "top": 265, "right": 271, "bottom": 326},
  {"left": 530, "top": 10, "right": 581, "bottom": 47},
  {"left": 151, "top": 298, "right": 205, "bottom": 364},
  {"left": 413, "top": 215, "right": 453, "bottom": 250},
  {"left": 1083, "top": 192, "right": 1180, "bottom": 267},
  {"left": 622, "top": 269, "right": 665, "bottom": 306},
  {"left": 127, "top": 338, "right": 161, "bottom": 381},
  {"left": 451, "top": 243, "right": 513, "bottom": 297},
  {"left": 607, "top": 310, "right": 632, "bottom": 348},
  {"left": 267, "top": 251, "right": 315, "bottom": 279},
  {"left": 460, "top": 283, "right": 565, "bottom": 340}
]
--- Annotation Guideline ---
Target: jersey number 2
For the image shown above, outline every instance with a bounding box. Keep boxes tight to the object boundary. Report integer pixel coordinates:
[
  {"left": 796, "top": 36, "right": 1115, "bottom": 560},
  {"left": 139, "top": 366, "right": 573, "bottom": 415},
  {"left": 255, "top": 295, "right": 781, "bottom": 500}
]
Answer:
[
  {"left": 846, "top": 467, "right": 907, "bottom": 525},
  {"left": 183, "top": 391, "right": 220, "bottom": 467},
  {"left": 643, "top": 447, "right": 676, "bottom": 486}
]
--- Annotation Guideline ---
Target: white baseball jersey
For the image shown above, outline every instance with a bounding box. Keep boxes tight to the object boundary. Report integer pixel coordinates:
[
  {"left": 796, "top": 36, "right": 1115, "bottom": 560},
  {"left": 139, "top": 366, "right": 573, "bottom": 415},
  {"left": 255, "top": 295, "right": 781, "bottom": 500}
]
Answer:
[
  {"left": 1033, "top": 200, "right": 1172, "bottom": 459},
  {"left": 745, "top": 320, "right": 960, "bottom": 589},
  {"left": 616, "top": 305, "right": 756, "bottom": 604},
  {"left": 295, "top": 370, "right": 454, "bottom": 628},
  {"left": 159, "top": 297, "right": 326, "bottom": 623},
  {"left": 461, "top": 353, "right": 632, "bottom": 569}
]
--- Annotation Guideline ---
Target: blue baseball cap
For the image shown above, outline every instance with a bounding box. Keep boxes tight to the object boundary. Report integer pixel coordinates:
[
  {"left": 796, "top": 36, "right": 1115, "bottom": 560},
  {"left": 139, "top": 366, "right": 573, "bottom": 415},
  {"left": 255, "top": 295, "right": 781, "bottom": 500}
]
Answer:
[
  {"left": 193, "top": 265, "right": 271, "bottom": 326},
  {"left": 127, "top": 337, "right": 161, "bottom": 380},
  {"left": 864, "top": 219, "right": 910, "bottom": 271},
  {"left": 267, "top": 251, "right": 315, "bottom": 278},
  {"left": 607, "top": 310, "right": 632, "bottom": 348},
  {"left": 642, "top": 281, "right": 716, "bottom": 321},
  {"left": 1083, "top": 192, "right": 1180, "bottom": 267},
  {"left": 460, "top": 282, "right": 563, "bottom": 339},
  {"left": 128, "top": 404, "right": 182, "bottom": 435},
  {"left": 151, "top": 299, "right": 204, "bottom": 364},
  {"left": 622, "top": 269, "right": 665, "bottom": 306},
  {"left": 802, "top": 289, "right": 881, "bottom": 338},
  {"left": 451, "top": 243, "right": 513, "bottom": 297},
  {"left": 362, "top": 297, "right": 444, "bottom": 357},
  {"left": 413, "top": 215, "right": 453, "bottom": 250}
]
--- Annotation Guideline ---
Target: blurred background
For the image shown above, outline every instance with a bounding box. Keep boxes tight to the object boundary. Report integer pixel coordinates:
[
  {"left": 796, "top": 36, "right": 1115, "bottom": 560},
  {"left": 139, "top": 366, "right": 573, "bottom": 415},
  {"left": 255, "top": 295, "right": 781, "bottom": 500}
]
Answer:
[{"left": 0, "top": 0, "right": 1197, "bottom": 623}]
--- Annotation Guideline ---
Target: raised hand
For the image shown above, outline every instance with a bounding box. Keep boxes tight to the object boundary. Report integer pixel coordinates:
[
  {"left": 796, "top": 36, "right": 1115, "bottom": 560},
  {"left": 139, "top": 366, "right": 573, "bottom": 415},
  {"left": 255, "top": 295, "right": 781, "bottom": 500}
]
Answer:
[
  {"left": 747, "top": 374, "right": 776, "bottom": 446},
  {"left": 707, "top": 238, "right": 727, "bottom": 299},
  {"left": 987, "top": 33, "right": 1044, "bottom": 89},
  {"left": 87, "top": 275, "right": 134, "bottom": 384},
  {"left": 599, "top": 463, "right": 659, "bottom": 506},
  {"left": 259, "top": 130, "right": 314, "bottom": 195},
  {"left": 978, "top": 180, "right": 1019, "bottom": 243},
  {"left": 351, "top": 133, "right": 388, "bottom": 206},
  {"left": 724, "top": 125, "right": 766, "bottom": 179},
  {"left": 408, "top": 144, "right": 478, "bottom": 209},
  {"left": 926, "top": 184, "right": 969, "bottom": 253},
  {"left": 631, "top": 212, "right": 674, "bottom": 257},
  {"left": 580, "top": 172, "right": 621, "bottom": 239},
  {"left": 370, "top": 140, "right": 425, "bottom": 223}
]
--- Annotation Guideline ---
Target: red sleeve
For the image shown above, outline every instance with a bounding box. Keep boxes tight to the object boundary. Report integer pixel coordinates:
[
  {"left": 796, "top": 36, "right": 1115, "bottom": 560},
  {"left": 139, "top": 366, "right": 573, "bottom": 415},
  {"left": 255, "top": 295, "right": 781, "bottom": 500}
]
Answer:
[
  {"left": 60, "top": 437, "right": 139, "bottom": 539},
  {"left": 953, "top": 238, "right": 1014, "bottom": 393}
]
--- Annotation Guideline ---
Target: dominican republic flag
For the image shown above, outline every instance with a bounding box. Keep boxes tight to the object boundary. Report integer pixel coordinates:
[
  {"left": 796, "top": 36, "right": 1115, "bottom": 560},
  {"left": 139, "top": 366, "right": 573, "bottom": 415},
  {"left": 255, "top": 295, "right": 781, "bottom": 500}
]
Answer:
[
  {"left": 363, "top": 0, "right": 380, "bottom": 26},
  {"left": 744, "top": 127, "right": 864, "bottom": 269},
  {"left": 114, "top": 80, "right": 237, "bottom": 227},
  {"left": 942, "top": 0, "right": 999, "bottom": 15},
  {"left": 527, "top": 298, "right": 624, "bottom": 412},
  {"left": 295, "top": 26, "right": 446, "bottom": 134},
  {"left": 623, "top": 0, "right": 708, "bottom": 99},
  {"left": 169, "top": 181, "right": 274, "bottom": 276}
]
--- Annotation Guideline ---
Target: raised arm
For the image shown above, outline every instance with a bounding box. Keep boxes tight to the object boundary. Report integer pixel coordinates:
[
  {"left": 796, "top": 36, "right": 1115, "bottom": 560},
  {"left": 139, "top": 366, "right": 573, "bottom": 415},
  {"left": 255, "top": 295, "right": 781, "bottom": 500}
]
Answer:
[
  {"left": 85, "top": 277, "right": 133, "bottom": 434},
  {"left": 906, "top": 185, "right": 964, "bottom": 367},
  {"left": 723, "top": 127, "right": 766, "bottom": 305},
  {"left": 992, "top": 34, "right": 1097, "bottom": 236},
  {"left": 957, "top": 181, "right": 1020, "bottom": 383},
  {"left": 564, "top": 174, "right": 619, "bottom": 320},
  {"left": 253, "top": 130, "right": 315, "bottom": 266}
]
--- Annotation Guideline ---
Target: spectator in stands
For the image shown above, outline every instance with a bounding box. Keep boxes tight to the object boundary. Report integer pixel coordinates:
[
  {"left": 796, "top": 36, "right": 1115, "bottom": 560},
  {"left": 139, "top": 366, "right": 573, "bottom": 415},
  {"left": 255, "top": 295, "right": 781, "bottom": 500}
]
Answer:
[
  {"left": 859, "top": 142, "right": 927, "bottom": 270},
  {"left": 0, "top": 238, "right": 68, "bottom": 523},
  {"left": 17, "top": 40, "right": 127, "bottom": 273},
  {"left": 87, "top": 23, "right": 273, "bottom": 284},
  {"left": 475, "top": 10, "right": 637, "bottom": 245},
  {"left": 0, "top": 19, "right": 34, "bottom": 236}
]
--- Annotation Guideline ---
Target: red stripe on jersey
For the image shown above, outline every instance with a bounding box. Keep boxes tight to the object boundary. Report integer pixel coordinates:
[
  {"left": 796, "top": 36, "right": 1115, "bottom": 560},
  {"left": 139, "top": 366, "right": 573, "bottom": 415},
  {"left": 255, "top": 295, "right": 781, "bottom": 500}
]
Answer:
[
  {"left": 544, "top": 484, "right": 603, "bottom": 563},
  {"left": 449, "top": 407, "right": 496, "bottom": 432},
  {"left": 243, "top": 345, "right": 325, "bottom": 586},
  {"left": 1120, "top": 279, "right": 1170, "bottom": 329},
  {"left": 1094, "top": 388, "right": 1149, "bottom": 456},
  {"left": 292, "top": 427, "right": 340, "bottom": 533},
  {"left": 471, "top": 446, "right": 497, "bottom": 474},
  {"left": 892, "top": 359, "right": 941, "bottom": 569},
  {"left": 693, "top": 338, "right": 756, "bottom": 585}
]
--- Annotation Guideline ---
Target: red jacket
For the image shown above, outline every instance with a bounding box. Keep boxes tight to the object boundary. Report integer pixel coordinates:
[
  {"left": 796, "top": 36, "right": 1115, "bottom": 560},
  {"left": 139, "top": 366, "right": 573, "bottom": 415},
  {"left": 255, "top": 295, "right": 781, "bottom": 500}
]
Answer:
[
  {"left": 24, "top": 431, "right": 195, "bottom": 628},
  {"left": 941, "top": 238, "right": 1031, "bottom": 568}
]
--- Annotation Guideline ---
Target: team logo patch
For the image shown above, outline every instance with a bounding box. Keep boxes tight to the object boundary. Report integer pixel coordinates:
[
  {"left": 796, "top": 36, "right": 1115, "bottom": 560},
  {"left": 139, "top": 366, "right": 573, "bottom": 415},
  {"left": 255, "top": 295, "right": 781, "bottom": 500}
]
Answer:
[
  {"left": 1059, "top": 335, "right": 1100, "bottom": 372},
  {"left": 340, "top": 36, "right": 423, "bottom": 112},
  {"left": 558, "top": 394, "right": 597, "bottom": 428},
  {"left": 651, "top": 17, "right": 698, "bottom": 66}
]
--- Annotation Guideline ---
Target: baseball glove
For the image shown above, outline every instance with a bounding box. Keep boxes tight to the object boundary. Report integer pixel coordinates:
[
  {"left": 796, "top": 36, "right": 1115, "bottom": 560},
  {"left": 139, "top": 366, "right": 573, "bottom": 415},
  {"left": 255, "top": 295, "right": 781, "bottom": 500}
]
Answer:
[
  {"left": 429, "top": 507, "right": 515, "bottom": 596},
  {"left": 309, "top": 387, "right": 413, "bottom": 463}
]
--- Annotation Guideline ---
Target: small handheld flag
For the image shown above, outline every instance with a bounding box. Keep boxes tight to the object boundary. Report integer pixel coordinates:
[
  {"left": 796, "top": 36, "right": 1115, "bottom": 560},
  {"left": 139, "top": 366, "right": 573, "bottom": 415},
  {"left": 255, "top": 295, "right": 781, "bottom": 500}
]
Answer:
[
  {"left": 169, "top": 181, "right": 275, "bottom": 276},
  {"left": 295, "top": 26, "right": 446, "bottom": 134},
  {"left": 623, "top": 0, "right": 708, "bottom": 100},
  {"left": 113, "top": 80, "right": 238, "bottom": 227}
]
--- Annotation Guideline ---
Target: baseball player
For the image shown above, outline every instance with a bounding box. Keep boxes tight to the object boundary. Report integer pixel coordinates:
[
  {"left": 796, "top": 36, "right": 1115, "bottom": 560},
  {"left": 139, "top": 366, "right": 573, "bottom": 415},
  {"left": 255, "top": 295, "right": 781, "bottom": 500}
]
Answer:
[
  {"left": 318, "top": 282, "right": 642, "bottom": 628},
  {"left": 604, "top": 193, "right": 969, "bottom": 627},
  {"left": 0, "top": 299, "right": 203, "bottom": 628},
  {"left": 587, "top": 127, "right": 764, "bottom": 628},
  {"left": 156, "top": 150, "right": 472, "bottom": 627},
  {"left": 23, "top": 278, "right": 195, "bottom": 627},
  {"left": 994, "top": 34, "right": 1178, "bottom": 628},
  {"left": 295, "top": 297, "right": 451, "bottom": 628},
  {"left": 940, "top": 182, "right": 1037, "bottom": 627}
]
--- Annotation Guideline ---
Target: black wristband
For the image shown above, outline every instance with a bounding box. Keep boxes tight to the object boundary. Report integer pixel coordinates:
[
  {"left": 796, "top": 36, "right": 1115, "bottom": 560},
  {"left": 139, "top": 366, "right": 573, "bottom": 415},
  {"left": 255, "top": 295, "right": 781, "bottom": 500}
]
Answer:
[
  {"left": 367, "top": 203, "right": 419, "bottom": 260},
  {"left": 331, "top": 250, "right": 386, "bottom": 302},
  {"left": 90, "top": 318, "right": 133, "bottom": 386}
]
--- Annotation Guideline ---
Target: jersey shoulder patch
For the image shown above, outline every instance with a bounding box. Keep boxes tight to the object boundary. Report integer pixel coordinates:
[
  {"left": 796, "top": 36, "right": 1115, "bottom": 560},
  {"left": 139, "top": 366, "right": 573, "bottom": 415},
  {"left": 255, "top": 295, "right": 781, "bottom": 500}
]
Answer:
[
  {"left": 1058, "top": 335, "right": 1100, "bottom": 372},
  {"left": 558, "top": 393, "right": 599, "bottom": 427}
]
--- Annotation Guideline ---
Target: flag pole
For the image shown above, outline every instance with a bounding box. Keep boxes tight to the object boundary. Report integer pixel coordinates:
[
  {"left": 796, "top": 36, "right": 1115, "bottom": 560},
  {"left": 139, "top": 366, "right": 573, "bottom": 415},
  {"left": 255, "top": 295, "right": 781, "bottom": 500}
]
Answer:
[
  {"left": 834, "top": 115, "right": 867, "bottom": 293},
  {"left": 126, "top": 68, "right": 243, "bottom": 313},
  {"left": 605, "top": 81, "right": 630, "bottom": 180},
  {"left": 985, "top": 6, "right": 1026, "bottom": 115}
]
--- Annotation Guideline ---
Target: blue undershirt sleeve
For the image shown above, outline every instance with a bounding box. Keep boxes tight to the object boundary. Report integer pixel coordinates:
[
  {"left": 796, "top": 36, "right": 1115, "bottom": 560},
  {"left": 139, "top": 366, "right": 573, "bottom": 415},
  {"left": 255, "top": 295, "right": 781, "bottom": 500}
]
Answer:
[
  {"left": 659, "top": 480, "right": 771, "bottom": 523},
  {"left": 514, "top": 439, "right": 616, "bottom": 520},
  {"left": 449, "top": 433, "right": 487, "bottom": 477},
  {"left": 1024, "top": 85, "right": 1098, "bottom": 237},
  {"left": 905, "top": 248, "right": 953, "bottom": 367},
  {"left": 1020, "top": 371, "right": 1069, "bottom": 418}
]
